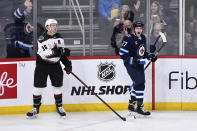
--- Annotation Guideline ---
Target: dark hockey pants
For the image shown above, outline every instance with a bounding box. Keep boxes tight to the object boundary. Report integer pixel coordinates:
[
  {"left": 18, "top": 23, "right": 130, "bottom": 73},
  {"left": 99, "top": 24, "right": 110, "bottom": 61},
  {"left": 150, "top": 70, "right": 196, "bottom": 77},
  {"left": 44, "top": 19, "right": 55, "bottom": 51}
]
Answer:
[{"left": 124, "top": 63, "right": 145, "bottom": 106}]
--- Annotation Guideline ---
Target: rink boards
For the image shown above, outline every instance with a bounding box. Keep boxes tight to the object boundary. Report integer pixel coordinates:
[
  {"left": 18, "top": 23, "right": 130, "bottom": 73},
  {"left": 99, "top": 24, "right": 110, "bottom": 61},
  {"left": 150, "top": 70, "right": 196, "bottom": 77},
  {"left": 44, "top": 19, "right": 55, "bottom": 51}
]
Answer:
[{"left": 0, "top": 56, "right": 197, "bottom": 115}]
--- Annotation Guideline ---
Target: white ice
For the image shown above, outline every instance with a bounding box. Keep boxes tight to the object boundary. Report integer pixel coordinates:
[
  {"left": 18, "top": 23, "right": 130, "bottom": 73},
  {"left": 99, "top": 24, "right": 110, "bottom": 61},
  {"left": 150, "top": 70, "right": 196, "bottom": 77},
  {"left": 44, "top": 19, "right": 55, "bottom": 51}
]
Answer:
[{"left": 0, "top": 111, "right": 197, "bottom": 131}]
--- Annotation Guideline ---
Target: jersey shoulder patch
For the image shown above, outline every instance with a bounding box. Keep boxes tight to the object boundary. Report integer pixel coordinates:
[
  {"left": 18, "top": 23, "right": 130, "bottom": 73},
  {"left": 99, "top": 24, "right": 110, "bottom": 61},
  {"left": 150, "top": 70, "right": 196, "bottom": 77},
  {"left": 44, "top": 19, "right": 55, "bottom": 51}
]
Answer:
[{"left": 39, "top": 35, "right": 44, "bottom": 40}]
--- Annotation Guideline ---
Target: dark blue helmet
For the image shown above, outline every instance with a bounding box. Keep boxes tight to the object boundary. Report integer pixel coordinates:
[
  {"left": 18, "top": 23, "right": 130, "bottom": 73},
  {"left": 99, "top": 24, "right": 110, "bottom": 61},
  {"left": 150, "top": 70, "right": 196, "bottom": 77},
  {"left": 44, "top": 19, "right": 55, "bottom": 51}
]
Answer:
[{"left": 133, "top": 21, "right": 144, "bottom": 29}]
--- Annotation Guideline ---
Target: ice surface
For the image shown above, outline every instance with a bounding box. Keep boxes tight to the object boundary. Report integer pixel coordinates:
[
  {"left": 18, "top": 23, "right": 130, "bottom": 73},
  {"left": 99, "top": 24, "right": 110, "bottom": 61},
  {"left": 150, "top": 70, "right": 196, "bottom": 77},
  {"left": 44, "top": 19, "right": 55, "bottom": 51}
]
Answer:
[{"left": 0, "top": 111, "right": 197, "bottom": 131}]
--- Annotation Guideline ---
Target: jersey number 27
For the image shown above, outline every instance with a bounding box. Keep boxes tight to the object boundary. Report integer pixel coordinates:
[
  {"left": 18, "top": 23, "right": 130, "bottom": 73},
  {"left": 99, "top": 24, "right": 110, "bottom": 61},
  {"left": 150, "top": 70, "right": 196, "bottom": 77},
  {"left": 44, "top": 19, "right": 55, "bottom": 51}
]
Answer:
[{"left": 122, "top": 41, "right": 128, "bottom": 47}]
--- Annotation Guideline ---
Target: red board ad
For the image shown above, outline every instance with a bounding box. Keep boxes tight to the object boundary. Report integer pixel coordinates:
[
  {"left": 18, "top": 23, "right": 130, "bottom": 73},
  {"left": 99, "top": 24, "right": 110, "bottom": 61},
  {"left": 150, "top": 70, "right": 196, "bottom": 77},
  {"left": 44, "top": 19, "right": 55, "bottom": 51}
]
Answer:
[{"left": 0, "top": 64, "right": 17, "bottom": 99}]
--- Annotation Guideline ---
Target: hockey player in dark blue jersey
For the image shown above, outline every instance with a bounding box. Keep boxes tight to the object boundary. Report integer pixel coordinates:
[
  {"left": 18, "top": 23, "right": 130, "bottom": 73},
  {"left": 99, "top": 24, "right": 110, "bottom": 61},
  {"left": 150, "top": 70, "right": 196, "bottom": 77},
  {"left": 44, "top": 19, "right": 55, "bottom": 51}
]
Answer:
[{"left": 119, "top": 20, "right": 157, "bottom": 116}]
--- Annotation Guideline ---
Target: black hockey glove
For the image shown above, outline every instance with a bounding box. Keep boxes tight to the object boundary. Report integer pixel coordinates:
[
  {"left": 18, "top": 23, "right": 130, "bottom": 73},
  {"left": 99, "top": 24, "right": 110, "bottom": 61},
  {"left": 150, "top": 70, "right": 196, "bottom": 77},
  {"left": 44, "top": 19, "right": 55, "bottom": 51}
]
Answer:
[
  {"left": 150, "top": 54, "right": 157, "bottom": 62},
  {"left": 63, "top": 48, "right": 70, "bottom": 57},
  {"left": 60, "top": 56, "right": 72, "bottom": 74},
  {"left": 64, "top": 64, "right": 72, "bottom": 74},
  {"left": 150, "top": 45, "right": 156, "bottom": 53},
  {"left": 47, "top": 47, "right": 63, "bottom": 58}
]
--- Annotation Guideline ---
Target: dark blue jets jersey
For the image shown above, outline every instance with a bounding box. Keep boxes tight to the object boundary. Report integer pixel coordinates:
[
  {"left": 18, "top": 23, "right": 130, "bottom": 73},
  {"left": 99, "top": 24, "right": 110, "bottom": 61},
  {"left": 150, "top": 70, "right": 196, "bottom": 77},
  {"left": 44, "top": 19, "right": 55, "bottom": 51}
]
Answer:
[{"left": 119, "top": 33, "right": 149, "bottom": 62}]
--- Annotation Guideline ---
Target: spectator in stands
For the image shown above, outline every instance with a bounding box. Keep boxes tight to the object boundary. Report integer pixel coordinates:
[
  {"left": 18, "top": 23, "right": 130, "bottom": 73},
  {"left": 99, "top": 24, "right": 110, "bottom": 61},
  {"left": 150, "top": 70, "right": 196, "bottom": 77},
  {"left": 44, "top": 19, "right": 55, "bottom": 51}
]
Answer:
[
  {"left": 4, "top": 0, "right": 44, "bottom": 58},
  {"left": 110, "top": 5, "right": 133, "bottom": 55},
  {"left": 0, "top": 0, "right": 15, "bottom": 59},
  {"left": 185, "top": 0, "right": 197, "bottom": 22},
  {"left": 192, "top": 37, "right": 197, "bottom": 55},
  {"left": 97, "top": 0, "right": 122, "bottom": 53},
  {"left": 98, "top": 0, "right": 121, "bottom": 21},
  {"left": 150, "top": 1, "right": 167, "bottom": 34},
  {"left": 150, "top": 22, "right": 177, "bottom": 55},
  {"left": 159, "top": 0, "right": 178, "bottom": 38},
  {"left": 130, "top": 0, "right": 145, "bottom": 22},
  {"left": 185, "top": 32, "right": 195, "bottom": 55},
  {"left": 121, "top": 0, "right": 145, "bottom": 22}
]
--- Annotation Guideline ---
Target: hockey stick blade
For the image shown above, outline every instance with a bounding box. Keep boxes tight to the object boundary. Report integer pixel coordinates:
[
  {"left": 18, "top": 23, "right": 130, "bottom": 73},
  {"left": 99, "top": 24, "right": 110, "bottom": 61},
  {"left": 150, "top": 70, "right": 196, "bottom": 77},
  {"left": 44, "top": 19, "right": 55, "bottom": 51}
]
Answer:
[{"left": 70, "top": 72, "right": 126, "bottom": 121}]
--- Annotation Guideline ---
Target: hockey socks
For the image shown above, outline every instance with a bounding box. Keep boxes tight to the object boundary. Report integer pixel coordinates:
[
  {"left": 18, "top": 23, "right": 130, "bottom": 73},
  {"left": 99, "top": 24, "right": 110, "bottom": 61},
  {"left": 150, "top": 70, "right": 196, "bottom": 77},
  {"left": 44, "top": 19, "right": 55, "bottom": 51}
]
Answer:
[
  {"left": 54, "top": 94, "right": 62, "bottom": 107},
  {"left": 33, "top": 95, "right": 42, "bottom": 111},
  {"left": 54, "top": 94, "right": 66, "bottom": 117}
]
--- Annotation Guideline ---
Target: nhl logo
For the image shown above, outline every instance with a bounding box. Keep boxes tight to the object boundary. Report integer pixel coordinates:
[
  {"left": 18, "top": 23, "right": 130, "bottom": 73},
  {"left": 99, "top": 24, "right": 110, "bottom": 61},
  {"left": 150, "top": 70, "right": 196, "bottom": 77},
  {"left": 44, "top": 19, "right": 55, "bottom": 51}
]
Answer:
[{"left": 97, "top": 62, "right": 115, "bottom": 82}]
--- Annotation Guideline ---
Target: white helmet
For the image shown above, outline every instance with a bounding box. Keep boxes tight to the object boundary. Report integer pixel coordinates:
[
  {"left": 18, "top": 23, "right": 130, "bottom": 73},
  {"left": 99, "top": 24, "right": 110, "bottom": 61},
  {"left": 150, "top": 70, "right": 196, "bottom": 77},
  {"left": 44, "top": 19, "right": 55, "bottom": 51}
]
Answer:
[{"left": 45, "top": 19, "right": 58, "bottom": 28}]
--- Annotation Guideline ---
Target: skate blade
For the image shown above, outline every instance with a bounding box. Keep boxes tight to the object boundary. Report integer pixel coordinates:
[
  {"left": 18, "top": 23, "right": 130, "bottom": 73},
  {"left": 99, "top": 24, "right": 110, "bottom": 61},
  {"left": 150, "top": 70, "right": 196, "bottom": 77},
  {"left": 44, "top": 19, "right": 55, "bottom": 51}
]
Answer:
[
  {"left": 26, "top": 115, "right": 38, "bottom": 119},
  {"left": 60, "top": 115, "right": 66, "bottom": 119},
  {"left": 134, "top": 113, "right": 151, "bottom": 119},
  {"left": 127, "top": 111, "right": 138, "bottom": 119}
]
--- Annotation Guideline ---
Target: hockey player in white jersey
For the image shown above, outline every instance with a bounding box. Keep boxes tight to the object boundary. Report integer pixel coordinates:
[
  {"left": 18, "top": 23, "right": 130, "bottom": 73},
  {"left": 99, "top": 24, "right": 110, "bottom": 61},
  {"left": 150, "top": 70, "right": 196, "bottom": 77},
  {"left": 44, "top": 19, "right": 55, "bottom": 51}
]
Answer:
[{"left": 26, "top": 19, "right": 72, "bottom": 119}]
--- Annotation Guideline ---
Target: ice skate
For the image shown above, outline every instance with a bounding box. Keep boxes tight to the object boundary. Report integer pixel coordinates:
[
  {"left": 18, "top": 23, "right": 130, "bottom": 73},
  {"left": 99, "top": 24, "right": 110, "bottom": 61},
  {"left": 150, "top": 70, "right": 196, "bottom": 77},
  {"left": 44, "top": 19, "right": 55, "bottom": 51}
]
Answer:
[
  {"left": 26, "top": 108, "right": 39, "bottom": 119},
  {"left": 135, "top": 104, "right": 151, "bottom": 118},
  {"left": 128, "top": 102, "right": 137, "bottom": 118},
  {"left": 57, "top": 106, "right": 66, "bottom": 119}
]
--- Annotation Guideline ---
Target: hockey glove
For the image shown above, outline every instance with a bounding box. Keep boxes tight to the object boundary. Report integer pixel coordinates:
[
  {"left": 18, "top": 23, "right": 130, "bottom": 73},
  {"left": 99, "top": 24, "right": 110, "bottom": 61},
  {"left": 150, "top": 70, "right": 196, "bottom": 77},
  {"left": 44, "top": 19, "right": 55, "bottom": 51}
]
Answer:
[
  {"left": 150, "top": 54, "right": 157, "bottom": 62},
  {"left": 47, "top": 47, "right": 63, "bottom": 58},
  {"left": 64, "top": 66, "right": 72, "bottom": 74},
  {"left": 63, "top": 48, "right": 70, "bottom": 57},
  {"left": 60, "top": 56, "right": 72, "bottom": 74},
  {"left": 150, "top": 45, "right": 156, "bottom": 53}
]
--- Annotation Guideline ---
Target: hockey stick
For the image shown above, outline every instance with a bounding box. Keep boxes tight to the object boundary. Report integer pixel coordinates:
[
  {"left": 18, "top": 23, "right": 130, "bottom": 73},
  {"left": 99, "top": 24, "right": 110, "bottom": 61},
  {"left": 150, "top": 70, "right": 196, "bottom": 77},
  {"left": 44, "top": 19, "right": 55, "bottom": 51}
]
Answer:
[
  {"left": 70, "top": 72, "right": 127, "bottom": 121},
  {"left": 144, "top": 35, "right": 161, "bottom": 71},
  {"left": 144, "top": 32, "right": 167, "bottom": 70}
]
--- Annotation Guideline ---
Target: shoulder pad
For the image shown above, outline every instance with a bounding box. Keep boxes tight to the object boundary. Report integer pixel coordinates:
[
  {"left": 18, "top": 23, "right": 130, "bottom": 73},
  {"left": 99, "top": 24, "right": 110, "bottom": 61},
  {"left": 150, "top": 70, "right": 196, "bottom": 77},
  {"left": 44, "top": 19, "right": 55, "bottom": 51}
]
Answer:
[{"left": 55, "top": 33, "right": 63, "bottom": 38}]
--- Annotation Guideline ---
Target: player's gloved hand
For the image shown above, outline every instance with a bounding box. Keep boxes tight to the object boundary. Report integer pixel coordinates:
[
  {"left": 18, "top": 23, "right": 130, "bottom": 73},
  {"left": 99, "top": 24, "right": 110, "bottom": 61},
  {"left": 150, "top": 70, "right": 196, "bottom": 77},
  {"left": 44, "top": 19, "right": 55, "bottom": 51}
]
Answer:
[
  {"left": 47, "top": 47, "right": 63, "bottom": 58},
  {"left": 63, "top": 48, "right": 70, "bottom": 57},
  {"left": 64, "top": 60, "right": 72, "bottom": 74},
  {"left": 60, "top": 55, "right": 72, "bottom": 74},
  {"left": 64, "top": 66, "right": 72, "bottom": 74},
  {"left": 150, "top": 45, "right": 156, "bottom": 53},
  {"left": 150, "top": 54, "right": 157, "bottom": 62}
]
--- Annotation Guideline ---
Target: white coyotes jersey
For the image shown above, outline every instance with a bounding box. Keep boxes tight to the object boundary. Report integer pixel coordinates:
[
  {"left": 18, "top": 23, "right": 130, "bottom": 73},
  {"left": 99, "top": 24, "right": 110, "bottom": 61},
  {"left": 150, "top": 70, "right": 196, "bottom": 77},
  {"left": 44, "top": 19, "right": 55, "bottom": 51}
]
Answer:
[{"left": 37, "top": 33, "right": 65, "bottom": 63}]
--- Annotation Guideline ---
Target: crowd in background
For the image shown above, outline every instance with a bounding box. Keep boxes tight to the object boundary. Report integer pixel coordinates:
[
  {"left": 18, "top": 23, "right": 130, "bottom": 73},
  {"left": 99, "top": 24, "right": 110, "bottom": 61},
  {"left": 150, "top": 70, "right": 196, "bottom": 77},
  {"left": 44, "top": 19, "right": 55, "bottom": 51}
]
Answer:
[
  {"left": 0, "top": 0, "right": 43, "bottom": 59},
  {"left": 185, "top": 0, "right": 197, "bottom": 55},
  {"left": 97, "top": 0, "right": 179, "bottom": 56}
]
